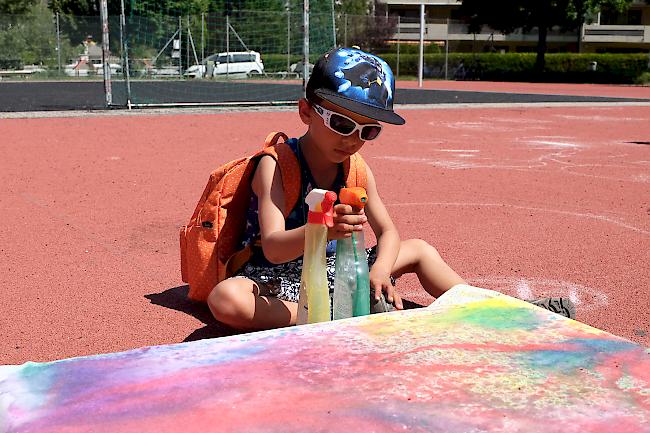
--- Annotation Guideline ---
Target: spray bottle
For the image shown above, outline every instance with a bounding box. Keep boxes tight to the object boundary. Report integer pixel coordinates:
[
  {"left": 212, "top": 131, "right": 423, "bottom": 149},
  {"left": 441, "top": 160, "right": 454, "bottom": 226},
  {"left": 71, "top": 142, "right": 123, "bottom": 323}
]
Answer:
[
  {"left": 296, "top": 189, "right": 337, "bottom": 325},
  {"left": 333, "top": 187, "right": 371, "bottom": 319}
]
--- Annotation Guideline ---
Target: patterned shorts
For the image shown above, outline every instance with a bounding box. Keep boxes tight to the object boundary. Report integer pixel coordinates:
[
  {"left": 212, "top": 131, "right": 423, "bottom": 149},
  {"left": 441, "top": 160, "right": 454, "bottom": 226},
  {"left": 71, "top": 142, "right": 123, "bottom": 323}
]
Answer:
[{"left": 232, "top": 246, "right": 397, "bottom": 303}]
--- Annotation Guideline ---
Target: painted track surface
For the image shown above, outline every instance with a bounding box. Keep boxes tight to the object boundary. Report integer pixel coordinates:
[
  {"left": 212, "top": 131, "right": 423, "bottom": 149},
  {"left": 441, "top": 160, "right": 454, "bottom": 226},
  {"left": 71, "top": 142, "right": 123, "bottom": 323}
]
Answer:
[{"left": 1, "top": 104, "right": 649, "bottom": 365}]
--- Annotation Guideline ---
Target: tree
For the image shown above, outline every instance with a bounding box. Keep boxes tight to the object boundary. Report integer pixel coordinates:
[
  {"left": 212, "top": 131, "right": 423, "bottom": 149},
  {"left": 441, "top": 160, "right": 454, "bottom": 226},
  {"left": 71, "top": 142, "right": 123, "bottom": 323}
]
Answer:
[
  {"left": 569, "top": 0, "right": 633, "bottom": 52},
  {"left": 334, "top": 0, "right": 396, "bottom": 51},
  {"left": 0, "top": 0, "right": 38, "bottom": 14},
  {"left": 459, "top": 0, "right": 633, "bottom": 72},
  {"left": 49, "top": 0, "right": 124, "bottom": 16},
  {"left": 0, "top": 1, "right": 78, "bottom": 68}
]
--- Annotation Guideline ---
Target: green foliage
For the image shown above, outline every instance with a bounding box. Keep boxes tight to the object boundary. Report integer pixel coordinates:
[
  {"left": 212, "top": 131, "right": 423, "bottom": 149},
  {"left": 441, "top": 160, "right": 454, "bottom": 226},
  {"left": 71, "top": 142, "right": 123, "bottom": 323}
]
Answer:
[
  {"left": 459, "top": 0, "right": 635, "bottom": 69},
  {"left": 0, "top": 0, "right": 37, "bottom": 14},
  {"left": 0, "top": 1, "right": 79, "bottom": 68},
  {"left": 635, "top": 71, "right": 650, "bottom": 85},
  {"left": 335, "top": 0, "right": 370, "bottom": 16},
  {"left": 261, "top": 53, "right": 301, "bottom": 72},
  {"left": 132, "top": 0, "right": 210, "bottom": 16},
  {"left": 380, "top": 52, "right": 649, "bottom": 83}
]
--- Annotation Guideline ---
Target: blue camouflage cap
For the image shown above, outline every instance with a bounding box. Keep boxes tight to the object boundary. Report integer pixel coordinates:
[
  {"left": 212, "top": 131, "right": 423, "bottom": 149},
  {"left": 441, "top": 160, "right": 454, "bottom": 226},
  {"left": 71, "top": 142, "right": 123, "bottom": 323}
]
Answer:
[{"left": 306, "top": 47, "right": 405, "bottom": 125}]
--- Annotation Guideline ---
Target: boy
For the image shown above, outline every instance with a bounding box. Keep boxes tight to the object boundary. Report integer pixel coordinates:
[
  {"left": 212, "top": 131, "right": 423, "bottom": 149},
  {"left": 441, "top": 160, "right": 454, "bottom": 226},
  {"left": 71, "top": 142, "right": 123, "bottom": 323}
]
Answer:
[
  {"left": 207, "top": 47, "right": 573, "bottom": 330},
  {"left": 207, "top": 47, "right": 464, "bottom": 330}
]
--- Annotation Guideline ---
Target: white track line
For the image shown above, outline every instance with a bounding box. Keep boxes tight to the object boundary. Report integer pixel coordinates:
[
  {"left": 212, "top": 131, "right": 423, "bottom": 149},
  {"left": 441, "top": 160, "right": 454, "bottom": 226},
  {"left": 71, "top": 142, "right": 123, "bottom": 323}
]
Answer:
[{"left": 386, "top": 201, "right": 650, "bottom": 235}]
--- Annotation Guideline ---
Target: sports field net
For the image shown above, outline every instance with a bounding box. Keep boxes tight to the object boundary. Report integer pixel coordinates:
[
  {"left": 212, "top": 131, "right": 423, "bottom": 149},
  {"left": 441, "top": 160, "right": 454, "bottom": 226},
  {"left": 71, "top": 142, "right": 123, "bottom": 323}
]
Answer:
[{"left": 118, "top": 5, "right": 335, "bottom": 107}]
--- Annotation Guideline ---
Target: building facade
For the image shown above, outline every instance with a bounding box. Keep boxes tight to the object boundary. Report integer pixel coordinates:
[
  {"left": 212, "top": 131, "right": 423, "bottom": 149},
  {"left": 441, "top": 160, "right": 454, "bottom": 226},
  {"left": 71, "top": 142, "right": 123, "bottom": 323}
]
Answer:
[{"left": 385, "top": 0, "right": 650, "bottom": 53}]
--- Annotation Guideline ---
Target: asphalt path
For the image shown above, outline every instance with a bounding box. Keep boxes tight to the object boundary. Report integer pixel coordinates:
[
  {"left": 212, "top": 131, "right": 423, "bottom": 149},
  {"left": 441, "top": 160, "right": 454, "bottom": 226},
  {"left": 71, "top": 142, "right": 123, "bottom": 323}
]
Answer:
[{"left": 1, "top": 80, "right": 649, "bottom": 111}]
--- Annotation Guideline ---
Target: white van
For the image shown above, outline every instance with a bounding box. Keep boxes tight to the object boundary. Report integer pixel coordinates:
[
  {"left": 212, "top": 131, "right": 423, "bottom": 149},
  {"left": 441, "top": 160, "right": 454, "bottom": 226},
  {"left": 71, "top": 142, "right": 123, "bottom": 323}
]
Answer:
[{"left": 185, "top": 51, "right": 264, "bottom": 78}]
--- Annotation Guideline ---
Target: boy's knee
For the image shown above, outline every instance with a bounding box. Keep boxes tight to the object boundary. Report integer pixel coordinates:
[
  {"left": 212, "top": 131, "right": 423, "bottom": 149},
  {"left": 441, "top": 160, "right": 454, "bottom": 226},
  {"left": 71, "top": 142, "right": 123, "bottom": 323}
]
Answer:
[
  {"left": 208, "top": 279, "right": 247, "bottom": 323},
  {"left": 410, "top": 239, "right": 442, "bottom": 260}
]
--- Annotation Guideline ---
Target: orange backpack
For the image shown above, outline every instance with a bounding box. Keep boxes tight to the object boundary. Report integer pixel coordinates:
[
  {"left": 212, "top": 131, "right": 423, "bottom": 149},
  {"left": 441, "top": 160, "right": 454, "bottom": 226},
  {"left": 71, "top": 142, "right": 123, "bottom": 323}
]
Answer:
[{"left": 180, "top": 132, "right": 368, "bottom": 302}]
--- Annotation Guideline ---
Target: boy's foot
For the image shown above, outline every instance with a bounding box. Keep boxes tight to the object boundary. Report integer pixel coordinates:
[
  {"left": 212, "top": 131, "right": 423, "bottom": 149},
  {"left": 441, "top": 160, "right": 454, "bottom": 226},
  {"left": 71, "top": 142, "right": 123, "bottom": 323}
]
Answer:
[{"left": 527, "top": 298, "right": 576, "bottom": 319}]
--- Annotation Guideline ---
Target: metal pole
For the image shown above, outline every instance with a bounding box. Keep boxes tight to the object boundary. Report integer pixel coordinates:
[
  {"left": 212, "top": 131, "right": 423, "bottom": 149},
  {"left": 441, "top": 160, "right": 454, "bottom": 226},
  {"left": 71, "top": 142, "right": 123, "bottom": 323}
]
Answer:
[
  {"left": 120, "top": 0, "right": 132, "bottom": 108},
  {"left": 178, "top": 16, "right": 182, "bottom": 78},
  {"left": 99, "top": 0, "right": 113, "bottom": 106},
  {"left": 56, "top": 12, "right": 61, "bottom": 76},
  {"left": 187, "top": 16, "right": 190, "bottom": 70},
  {"left": 226, "top": 14, "right": 230, "bottom": 79},
  {"left": 396, "top": 15, "right": 400, "bottom": 79},
  {"left": 303, "top": 0, "right": 309, "bottom": 93},
  {"left": 418, "top": 3, "right": 424, "bottom": 88},
  {"left": 201, "top": 13, "right": 205, "bottom": 62},
  {"left": 344, "top": 14, "right": 347, "bottom": 47},
  {"left": 287, "top": 8, "right": 291, "bottom": 75},
  {"left": 330, "top": 0, "right": 336, "bottom": 48},
  {"left": 445, "top": 18, "right": 449, "bottom": 80}
]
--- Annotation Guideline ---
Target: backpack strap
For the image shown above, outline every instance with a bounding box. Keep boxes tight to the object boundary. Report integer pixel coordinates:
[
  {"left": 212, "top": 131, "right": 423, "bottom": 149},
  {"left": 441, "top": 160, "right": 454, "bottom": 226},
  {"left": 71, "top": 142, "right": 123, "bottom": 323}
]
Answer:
[
  {"left": 343, "top": 152, "right": 368, "bottom": 189},
  {"left": 255, "top": 132, "right": 301, "bottom": 217}
]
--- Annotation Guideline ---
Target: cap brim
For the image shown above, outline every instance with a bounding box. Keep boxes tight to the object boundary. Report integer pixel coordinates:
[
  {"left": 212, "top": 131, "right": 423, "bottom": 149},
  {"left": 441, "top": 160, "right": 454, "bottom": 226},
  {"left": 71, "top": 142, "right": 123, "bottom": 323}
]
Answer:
[{"left": 315, "top": 89, "right": 405, "bottom": 125}]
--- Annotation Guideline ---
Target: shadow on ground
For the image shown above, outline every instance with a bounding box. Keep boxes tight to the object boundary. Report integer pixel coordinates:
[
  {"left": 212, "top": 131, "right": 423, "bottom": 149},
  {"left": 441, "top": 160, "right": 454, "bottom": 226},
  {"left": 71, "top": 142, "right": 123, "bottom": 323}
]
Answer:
[
  {"left": 145, "top": 285, "right": 426, "bottom": 343},
  {"left": 145, "top": 285, "right": 244, "bottom": 342}
]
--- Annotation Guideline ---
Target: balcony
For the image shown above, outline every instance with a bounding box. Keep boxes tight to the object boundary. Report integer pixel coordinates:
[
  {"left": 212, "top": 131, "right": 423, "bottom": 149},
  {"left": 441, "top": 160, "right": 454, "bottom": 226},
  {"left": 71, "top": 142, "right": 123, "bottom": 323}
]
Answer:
[
  {"left": 394, "top": 22, "right": 577, "bottom": 43},
  {"left": 393, "top": 21, "right": 650, "bottom": 46},
  {"left": 583, "top": 25, "right": 650, "bottom": 43}
]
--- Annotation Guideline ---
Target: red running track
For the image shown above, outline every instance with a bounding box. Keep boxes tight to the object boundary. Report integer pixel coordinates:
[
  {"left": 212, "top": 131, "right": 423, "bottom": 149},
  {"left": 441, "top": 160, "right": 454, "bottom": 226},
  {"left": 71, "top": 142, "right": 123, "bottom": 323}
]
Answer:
[
  {"left": 1, "top": 104, "right": 649, "bottom": 364},
  {"left": 396, "top": 80, "right": 650, "bottom": 99}
]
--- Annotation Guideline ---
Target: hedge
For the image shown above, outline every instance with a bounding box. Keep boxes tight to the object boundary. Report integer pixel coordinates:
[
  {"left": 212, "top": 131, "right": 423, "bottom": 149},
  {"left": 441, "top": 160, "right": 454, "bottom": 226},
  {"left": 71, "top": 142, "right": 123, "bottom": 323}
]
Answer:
[
  {"left": 260, "top": 52, "right": 648, "bottom": 83},
  {"left": 379, "top": 53, "right": 650, "bottom": 84}
]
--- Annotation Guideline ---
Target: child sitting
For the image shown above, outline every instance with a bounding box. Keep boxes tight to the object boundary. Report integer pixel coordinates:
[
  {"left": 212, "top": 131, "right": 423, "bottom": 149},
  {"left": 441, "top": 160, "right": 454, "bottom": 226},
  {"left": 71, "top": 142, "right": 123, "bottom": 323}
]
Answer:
[
  {"left": 207, "top": 47, "right": 574, "bottom": 330},
  {"left": 207, "top": 47, "right": 464, "bottom": 330}
]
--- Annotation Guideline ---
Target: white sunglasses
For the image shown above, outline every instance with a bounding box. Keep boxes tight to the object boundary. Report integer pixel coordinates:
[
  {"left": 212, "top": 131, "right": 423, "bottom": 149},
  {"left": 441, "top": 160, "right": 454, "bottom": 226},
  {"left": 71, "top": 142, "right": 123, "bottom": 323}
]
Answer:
[{"left": 312, "top": 103, "right": 383, "bottom": 141}]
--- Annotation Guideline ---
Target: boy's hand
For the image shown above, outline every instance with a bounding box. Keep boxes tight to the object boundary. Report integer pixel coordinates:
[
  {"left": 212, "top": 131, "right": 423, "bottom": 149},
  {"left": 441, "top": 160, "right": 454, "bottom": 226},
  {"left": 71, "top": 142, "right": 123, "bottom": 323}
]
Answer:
[
  {"left": 328, "top": 204, "right": 367, "bottom": 240},
  {"left": 369, "top": 266, "right": 403, "bottom": 310}
]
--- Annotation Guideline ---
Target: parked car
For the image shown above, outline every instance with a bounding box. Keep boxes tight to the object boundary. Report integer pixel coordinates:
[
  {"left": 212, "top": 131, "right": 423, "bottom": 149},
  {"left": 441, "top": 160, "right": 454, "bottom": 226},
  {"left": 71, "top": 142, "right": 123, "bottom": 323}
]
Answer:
[{"left": 184, "top": 51, "right": 264, "bottom": 78}]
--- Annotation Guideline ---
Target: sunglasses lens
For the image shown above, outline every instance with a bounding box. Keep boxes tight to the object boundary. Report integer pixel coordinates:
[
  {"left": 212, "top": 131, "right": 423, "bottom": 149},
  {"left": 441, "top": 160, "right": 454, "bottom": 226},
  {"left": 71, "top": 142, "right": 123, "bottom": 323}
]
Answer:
[
  {"left": 360, "top": 125, "right": 382, "bottom": 140},
  {"left": 329, "top": 113, "right": 356, "bottom": 135}
]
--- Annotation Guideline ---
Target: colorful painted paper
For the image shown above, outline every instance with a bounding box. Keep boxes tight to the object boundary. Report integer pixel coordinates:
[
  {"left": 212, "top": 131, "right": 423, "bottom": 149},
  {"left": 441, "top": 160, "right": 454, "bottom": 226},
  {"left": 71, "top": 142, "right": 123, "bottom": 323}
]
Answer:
[{"left": 2, "top": 285, "right": 649, "bottom": 433}]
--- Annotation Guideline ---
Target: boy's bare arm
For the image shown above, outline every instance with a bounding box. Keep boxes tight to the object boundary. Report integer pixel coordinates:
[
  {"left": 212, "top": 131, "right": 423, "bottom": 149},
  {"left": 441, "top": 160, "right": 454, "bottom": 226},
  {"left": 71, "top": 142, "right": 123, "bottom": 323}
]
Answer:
[
  {"left": 253, "top": 156, "right": 306, "bottom": 264},
  {"left": 365, "top": 165, "right": 401, "bottom": 303},
  {"left": 365, "top": 165, "right": 400, "bottom": 269}
]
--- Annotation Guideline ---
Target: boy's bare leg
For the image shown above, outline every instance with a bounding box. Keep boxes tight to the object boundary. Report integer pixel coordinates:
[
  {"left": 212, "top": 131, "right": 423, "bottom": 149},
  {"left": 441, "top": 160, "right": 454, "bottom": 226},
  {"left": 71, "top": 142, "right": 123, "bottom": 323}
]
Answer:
[
  {"left": 208, "top": 278, "right": 297, "bottom": 330},
  {"left": 392, "top": 239, "right": 466, "bottom": 299}
]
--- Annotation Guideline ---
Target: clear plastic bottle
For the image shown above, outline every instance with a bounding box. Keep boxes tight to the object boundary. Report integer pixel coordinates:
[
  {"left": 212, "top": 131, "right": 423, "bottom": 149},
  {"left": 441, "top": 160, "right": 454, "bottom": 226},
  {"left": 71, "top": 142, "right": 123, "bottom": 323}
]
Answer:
[
  {"left": 333, "top": 187, "right": 370, "bottom": 319},
  {"left": 296, "top": 189, "right": 337, "bottom": 325}
]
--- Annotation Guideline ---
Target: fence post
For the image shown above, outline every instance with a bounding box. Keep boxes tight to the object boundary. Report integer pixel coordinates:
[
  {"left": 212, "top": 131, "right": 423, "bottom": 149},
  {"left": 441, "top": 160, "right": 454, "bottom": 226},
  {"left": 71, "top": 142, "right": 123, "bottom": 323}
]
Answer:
[
  {"left": 186, "top": 16, "right": 190, "bottom": 71},
  {"left": 445, "top": 18, "right": 449, "bottom": 80},
  {"left": 99, "top": 0, "right": 113, "bottom": 106},
  {"left": 201, "top": 13, "right": 205, "bottom": 63},
  {"left": 226, "top": 14, "right": 230, "bottom": 78},
  {"left": 178, "top": 16, "right": 182, "bottom": 78},
  {"left": 119, "top": 0, "right": 132, "bottom": 108},
  {"left": 303, "top": 0, "right": 309, "bottom": 94},
  {"left": 55, "top": 12, "right": 62, "bottom": 76},
  {"left": 418, "top": 4, "right": 424, "bottom": 88},
  {"left": 396, "top": 15, "right": 400, "bottom": 79},
  {"left": 330, "top": 0, "right": 336, "bottom": 48},
  {"left": 287, "top": 8, "right": 291, "bottom": 75}
]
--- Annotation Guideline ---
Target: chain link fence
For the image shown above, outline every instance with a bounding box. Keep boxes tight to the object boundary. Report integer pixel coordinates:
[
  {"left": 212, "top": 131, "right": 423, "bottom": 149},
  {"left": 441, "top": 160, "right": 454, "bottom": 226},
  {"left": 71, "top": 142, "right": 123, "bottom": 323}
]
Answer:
[
  {"left": 119, "top": 10, "right": 334, "bottom": 107},
  {"left": 3, "top": 7, "right": 649, "bottom": 110}
]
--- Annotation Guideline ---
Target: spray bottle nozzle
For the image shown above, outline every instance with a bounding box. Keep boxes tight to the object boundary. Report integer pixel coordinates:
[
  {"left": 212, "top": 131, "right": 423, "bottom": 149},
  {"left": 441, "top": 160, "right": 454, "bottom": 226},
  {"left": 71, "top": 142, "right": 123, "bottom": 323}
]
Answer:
[
  {"left": 306, "top": 189, "right": 337, "bottom": 227},
  {"left": 339, "top": 187, "right": 368, "bottom": 210}
]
